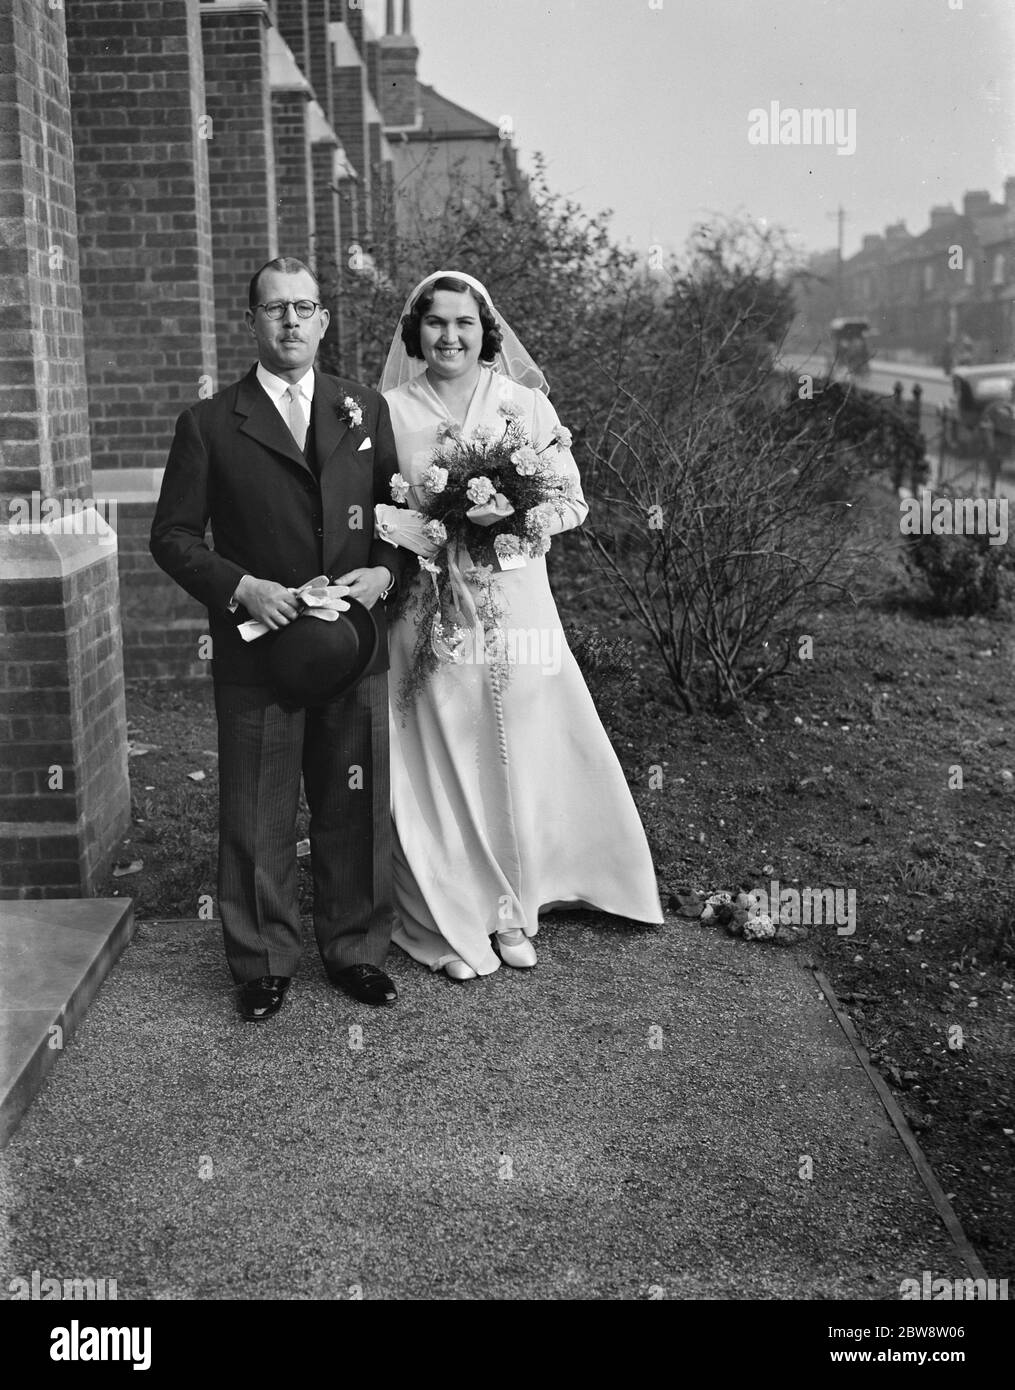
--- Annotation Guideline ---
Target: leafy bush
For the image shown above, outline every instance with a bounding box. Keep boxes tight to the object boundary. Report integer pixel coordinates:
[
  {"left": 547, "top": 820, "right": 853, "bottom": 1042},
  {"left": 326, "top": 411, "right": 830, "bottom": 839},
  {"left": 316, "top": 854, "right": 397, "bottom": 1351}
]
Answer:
[
  {"left": 902, "top": 491, "right": 1015, "bottom": 615},
  {"left": 564, "top": 623, "right": 638, "bottom": 726},
  {"left": 576, "top": 223, "right": 900, "bottom": 713},
  {"left": 774, "top": 377, "right": 929, "bottom": 497}
]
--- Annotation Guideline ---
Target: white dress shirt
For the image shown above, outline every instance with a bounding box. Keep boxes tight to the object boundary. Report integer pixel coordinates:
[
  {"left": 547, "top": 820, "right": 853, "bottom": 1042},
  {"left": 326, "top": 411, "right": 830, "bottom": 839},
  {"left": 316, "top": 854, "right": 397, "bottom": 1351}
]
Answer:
[{"left": 256, "top": 362, "right": 315, "bottom": 428}]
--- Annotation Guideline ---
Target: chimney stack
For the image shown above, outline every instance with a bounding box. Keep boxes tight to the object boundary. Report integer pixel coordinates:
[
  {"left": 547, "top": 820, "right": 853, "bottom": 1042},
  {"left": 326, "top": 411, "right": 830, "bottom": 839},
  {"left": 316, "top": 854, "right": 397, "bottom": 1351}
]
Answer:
[
  {"left": 376, "top": 0, "right": 418, "bottom": 127},
  {"left": 962, "top": 189, "right": 992, "bottom": 218}
]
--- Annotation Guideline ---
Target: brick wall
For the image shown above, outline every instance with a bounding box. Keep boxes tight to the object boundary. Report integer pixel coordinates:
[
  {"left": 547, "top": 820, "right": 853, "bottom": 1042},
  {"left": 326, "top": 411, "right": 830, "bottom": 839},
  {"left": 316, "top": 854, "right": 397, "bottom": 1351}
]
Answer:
[
  {"left": 65, "top": 0, "right": 218, "bottom": 685},
  {"left": 272, "top": 89, "right": 314, "bottom": 260},
  {"left": 275, "top": 0, "right": 310, "bottom": 75},
  {"left": 66, "top": 0, "right": 218, "bottom": 472},
  {"left": 1, "top": 8, "right": 90, "bottom": 505},
  {"left": 364, "top": 30, "right": 379, "bottom": 105},
  {"left": 344, "top": 1, "right": 364, "bottom": 55},
  {"left": 307, "top": 0, "right": 334, "bottom": 127},
  {"left": 0, "top": 0, "right": 130, "bottom": 898},
  {"left": 332, "top": 30, "right": 370, "bottom": 243},
  {"left": 111, "top": 476, "right": 209, "bottom": 680},
  {"left": 335, "top": 178, "right": 361, "bottom": 376},
  {"left": 200, "top": 1, "right": 278, "bottom": 384},
  {"left": 0, "top": 554, "right": 131, "bottom": 893},
  {"left": 311, "top": 139, "right": 340, "bottom": 279}
]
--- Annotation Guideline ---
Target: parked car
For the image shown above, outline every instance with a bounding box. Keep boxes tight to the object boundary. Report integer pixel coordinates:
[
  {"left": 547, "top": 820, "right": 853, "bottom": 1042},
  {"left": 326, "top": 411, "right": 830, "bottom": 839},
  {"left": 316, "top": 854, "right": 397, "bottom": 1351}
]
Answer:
[{"left": 943, "top": 363, "right": 1015, "bottom": 489}]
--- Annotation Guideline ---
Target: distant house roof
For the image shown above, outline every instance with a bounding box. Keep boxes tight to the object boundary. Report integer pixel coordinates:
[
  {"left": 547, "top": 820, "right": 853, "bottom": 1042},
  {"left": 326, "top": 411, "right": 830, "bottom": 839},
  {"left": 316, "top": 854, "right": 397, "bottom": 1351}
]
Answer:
[{"left": 405, "top": 84, "right": 501, "bottom": 142}]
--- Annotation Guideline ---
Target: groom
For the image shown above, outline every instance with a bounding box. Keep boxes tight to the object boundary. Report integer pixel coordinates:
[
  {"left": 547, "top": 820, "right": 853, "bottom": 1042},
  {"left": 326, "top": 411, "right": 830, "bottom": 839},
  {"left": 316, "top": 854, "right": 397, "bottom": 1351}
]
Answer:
[{"left": 151, "top": 256, "right": 404, "bottom": 1020}]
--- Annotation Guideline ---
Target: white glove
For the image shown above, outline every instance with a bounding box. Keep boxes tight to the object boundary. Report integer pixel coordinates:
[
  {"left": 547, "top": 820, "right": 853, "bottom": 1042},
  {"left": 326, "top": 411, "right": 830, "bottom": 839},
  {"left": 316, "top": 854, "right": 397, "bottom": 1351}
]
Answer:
[
  {"left": 465, "top": 493, "right": 515, "bottom": 527},
  {"left": 301, "top": 583, "right": 351, "bottom": 620}
]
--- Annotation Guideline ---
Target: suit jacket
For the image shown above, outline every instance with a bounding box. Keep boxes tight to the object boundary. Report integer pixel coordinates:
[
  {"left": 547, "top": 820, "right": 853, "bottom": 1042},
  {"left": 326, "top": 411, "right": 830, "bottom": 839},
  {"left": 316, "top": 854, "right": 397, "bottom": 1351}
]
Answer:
[{"left": 150, "top": 364, "right": 406, "bottom": 686}]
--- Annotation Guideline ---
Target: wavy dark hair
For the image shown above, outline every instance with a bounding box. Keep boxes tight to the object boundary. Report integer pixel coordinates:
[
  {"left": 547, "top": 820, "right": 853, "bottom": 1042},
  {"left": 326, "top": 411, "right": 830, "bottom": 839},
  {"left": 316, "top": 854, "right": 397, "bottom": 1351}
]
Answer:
[{"left": 400, "top": 276, "right": 503, "bottom": 361}]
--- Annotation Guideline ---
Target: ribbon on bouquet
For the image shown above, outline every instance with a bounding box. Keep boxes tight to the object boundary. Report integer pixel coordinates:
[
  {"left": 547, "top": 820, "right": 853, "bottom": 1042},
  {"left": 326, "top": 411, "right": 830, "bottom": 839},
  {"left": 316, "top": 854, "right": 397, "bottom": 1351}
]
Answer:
[
  {"left": 373, "top": 504, "right": 486, "bottom": 662},
  {"left": 236, "top": 574, "right": 352, "bottom": 643}
]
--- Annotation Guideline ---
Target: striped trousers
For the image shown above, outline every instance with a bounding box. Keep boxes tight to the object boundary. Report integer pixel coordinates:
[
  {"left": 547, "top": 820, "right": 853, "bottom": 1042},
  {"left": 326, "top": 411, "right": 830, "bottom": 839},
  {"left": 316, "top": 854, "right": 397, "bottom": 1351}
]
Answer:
[{"left": 213, "top": 674, "right": 393, "bottom": 984}]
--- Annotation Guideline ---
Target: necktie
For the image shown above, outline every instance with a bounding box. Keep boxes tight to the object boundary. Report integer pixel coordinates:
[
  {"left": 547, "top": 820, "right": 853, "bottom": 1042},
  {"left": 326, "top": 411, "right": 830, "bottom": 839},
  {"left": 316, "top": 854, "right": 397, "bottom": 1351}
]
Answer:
[{"left": 284, "top": 385, "right": 309, "bottom": 452}]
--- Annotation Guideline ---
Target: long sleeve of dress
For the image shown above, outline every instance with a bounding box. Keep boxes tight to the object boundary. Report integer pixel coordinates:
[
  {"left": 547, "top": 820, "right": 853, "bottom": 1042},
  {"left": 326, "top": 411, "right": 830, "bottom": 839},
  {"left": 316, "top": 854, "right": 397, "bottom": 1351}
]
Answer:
[{"left": 528, "top": 389, "right": 589, "bottom": 536}]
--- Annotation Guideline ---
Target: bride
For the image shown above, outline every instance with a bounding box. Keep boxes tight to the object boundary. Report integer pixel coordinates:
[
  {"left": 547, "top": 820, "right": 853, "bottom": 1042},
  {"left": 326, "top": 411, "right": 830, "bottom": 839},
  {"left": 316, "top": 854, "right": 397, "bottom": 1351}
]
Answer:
[{"left": 376, "top": 271, "right": 662, "bottom": 980}]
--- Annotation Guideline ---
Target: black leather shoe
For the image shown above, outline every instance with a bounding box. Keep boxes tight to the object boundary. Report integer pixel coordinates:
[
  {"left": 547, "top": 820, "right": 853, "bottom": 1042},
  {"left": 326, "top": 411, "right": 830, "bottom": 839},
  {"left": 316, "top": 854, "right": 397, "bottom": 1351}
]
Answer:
[
  {"left": 329, "top": 963, "right": 398, "bottom": 1005},
  {"left": 237, "top": 975, "right": 291, "bottom": 1021}
]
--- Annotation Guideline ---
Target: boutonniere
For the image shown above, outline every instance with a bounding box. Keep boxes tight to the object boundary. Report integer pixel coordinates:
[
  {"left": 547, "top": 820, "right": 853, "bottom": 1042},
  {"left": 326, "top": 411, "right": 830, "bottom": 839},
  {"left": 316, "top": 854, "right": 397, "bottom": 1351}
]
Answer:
[{"left": 339, "top": 395, "right": 364, "bottom": 430}]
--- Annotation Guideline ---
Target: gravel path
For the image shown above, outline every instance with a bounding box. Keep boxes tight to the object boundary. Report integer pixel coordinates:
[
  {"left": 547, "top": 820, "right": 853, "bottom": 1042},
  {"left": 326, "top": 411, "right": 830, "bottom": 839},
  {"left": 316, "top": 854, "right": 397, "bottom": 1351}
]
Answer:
[{"left": 0, "top": 912, "right": 966, "bottom": 1300}]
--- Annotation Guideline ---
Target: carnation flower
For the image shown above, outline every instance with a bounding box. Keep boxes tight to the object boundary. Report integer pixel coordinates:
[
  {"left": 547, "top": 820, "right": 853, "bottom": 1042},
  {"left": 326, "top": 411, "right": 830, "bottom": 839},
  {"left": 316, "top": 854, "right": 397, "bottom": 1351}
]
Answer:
[
  {"left": 437, "top": 420, "right": 463, "bottom": 443},
  {"left": 549, "top": 424, "right": 573, "bottom": 450},
  {"left": 343, "top": 396, "right": 364, "bottom": 429},
  {"left": 498, "top": 400, "right": 524, "bottom": 422},
  {"left": 743, "top": 913, "right": 776, "bottom": 941},
  {"left": 511, "top": 446, "right": 539, "bottom": 476},
  {"left": 470, "top": 425, "right": 497, "bottom": 447},
  {"left": 494, "top": 534, "right": 522, "bottom": 560},
  {"left": 422, "top": 519, "right": 447, "bottom": 547},
  {"left": 423, "top": 464, "right": 449, "bottom": 494},
  {"left": 390, "top": 474, "right": 411, "bottom": 505},
  {"left": 466, "top": 476, "right": 495, "bottom": 505}
]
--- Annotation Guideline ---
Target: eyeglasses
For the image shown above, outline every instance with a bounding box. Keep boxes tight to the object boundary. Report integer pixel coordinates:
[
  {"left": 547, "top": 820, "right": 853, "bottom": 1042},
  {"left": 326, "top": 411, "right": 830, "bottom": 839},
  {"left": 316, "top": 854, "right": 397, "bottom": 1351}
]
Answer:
[{"left": 254, "top": 300, "right": 322, "bottom": 320}]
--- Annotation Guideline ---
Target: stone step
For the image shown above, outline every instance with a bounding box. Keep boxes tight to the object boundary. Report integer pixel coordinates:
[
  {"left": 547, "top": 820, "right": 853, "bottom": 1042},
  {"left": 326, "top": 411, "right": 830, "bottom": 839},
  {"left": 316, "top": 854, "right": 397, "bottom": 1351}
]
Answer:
[{"left": 0, "top": 898, "right": 135, "bottom": 1146}]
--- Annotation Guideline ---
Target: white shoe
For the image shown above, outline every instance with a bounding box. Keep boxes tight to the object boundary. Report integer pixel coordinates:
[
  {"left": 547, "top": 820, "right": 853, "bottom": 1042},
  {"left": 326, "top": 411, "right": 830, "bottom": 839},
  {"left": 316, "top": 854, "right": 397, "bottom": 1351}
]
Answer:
[
  {"left": 444, "top": 957, "right": 478, "bottom": 981},
  {"left": 496, "top": 928, "right": 537, "bottom": 968}
]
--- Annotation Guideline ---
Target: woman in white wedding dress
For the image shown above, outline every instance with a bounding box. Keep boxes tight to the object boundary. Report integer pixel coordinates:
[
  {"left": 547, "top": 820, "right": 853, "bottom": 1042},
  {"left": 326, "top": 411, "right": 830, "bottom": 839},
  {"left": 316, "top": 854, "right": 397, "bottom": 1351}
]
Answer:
[{"left": 377, "top": 271, "right": 662, "bottom": 980}]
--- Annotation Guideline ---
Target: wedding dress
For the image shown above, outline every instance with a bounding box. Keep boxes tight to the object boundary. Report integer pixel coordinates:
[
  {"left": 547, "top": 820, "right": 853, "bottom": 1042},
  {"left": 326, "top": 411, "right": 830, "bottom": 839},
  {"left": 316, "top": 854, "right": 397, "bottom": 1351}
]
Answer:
[{"left": 381, "top": 331, "right": 663, "bottom": 975}]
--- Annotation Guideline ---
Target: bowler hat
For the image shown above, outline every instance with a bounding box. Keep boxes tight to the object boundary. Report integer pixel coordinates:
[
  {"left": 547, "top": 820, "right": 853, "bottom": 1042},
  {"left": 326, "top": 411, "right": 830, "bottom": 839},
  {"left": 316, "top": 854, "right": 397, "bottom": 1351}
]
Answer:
[{"left": 268, "top": 599, "right": 378, "bottom": 706}]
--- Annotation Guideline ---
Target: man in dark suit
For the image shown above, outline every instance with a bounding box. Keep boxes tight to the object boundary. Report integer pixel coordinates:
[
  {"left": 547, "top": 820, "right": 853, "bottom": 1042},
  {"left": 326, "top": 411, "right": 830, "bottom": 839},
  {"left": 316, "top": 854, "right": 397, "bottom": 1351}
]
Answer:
[{"left": 151, "top": 256, "right": 405, "bottom": 1020}]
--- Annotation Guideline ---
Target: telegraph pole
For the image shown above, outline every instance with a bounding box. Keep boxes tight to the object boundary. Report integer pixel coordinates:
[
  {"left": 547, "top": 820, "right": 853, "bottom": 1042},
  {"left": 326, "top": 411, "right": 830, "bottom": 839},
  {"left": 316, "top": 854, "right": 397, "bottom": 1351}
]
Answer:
[{"left": 828, "top": 205, "right": 847, "bottom": 311}]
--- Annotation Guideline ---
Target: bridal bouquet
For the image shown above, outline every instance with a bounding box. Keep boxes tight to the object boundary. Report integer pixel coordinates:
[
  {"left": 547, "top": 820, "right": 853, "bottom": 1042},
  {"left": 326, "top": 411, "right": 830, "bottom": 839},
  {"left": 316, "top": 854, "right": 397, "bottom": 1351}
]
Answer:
[{"left": 375, "top": 401, "right": 578, "bottom": 708}]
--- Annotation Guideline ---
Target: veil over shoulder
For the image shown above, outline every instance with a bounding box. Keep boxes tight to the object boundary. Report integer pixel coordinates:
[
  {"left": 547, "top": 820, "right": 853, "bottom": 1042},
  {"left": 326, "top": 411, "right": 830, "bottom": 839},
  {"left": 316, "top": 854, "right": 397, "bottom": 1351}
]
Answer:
[{"left": 377, "top": 270, "right": 549, "bottom": 395}]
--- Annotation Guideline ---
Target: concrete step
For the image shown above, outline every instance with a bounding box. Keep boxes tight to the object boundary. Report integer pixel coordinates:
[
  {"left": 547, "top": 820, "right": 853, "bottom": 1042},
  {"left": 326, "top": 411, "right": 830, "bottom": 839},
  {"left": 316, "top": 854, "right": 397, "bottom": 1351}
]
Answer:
[{"left": 0, "top": 898, "right": 135, "bottom": 1146}]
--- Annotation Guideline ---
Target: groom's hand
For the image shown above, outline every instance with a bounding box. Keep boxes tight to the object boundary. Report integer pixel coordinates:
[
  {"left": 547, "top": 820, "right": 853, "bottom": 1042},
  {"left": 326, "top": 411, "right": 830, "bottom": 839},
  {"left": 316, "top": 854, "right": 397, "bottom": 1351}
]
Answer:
[
  {"left": 234, "top": 575, "right": 300, "bottom": 629},
  {"left": 332, "top": 566, "right": 391, "bottom": 610}
]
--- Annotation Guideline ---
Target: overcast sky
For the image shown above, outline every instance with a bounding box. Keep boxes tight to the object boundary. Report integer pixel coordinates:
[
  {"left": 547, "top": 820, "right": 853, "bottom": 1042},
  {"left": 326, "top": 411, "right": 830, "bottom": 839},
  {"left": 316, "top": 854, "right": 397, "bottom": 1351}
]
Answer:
[{"left": 363, "top": 0, "right": 1015, "bottom": 261}]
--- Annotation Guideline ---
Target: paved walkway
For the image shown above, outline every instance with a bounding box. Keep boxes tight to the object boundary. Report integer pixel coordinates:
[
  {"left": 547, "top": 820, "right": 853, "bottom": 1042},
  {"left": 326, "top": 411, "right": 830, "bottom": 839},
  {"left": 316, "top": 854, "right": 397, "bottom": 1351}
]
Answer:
[{"left": 0, "top": 912, "right": 971, "bottom": 1300}]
